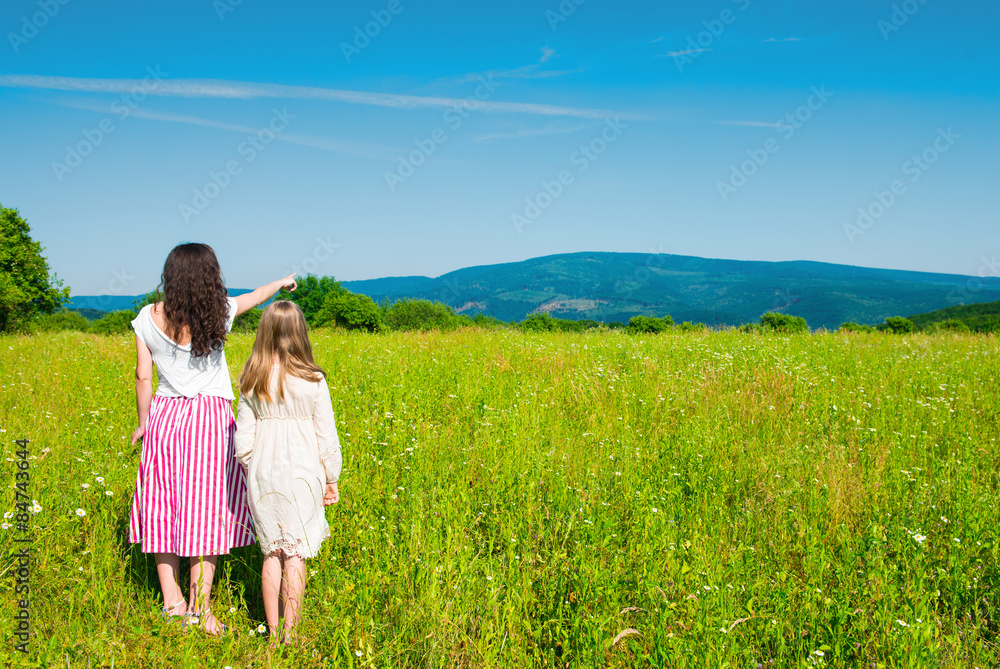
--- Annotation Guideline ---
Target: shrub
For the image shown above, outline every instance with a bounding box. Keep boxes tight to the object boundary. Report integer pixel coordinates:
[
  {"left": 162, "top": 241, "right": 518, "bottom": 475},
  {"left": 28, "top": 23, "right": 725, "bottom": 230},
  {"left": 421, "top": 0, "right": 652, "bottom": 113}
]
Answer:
[
  {"left": 626, "top": 315, "right": 674, "bottom": 334},
  {"left": 90, "top": 310, "right": 137, "bottom": 335},
  {"left": 931, "top": 319, "right": 970, "bottom": 334},
  {"left": 471, "top": 313, "right": 506, "bottom": 330},
  {"left": 759, "top": 312, "right": 809, "bottom": 333},
  {"left": 839, "top": 322, "right": 875, "bottom": 333},
  {"left": 233, "top": 308, "right": 262, "bottom": 333},
  {"left": 880, "top": 316, "right": 915, "bottom": 334},
  {"left": 30, "top": 309, "right": 90, "bottom": 333},
  {"left": 520, "top": 312, "right": 556, "bottom": 332},
  {"left": 318, "top": 291, "right": 382, "bottom": 333},
  {"left": 677, "top": 321, "right": 707, "bottom": 332},
  {"left": 383, "top": 299, "right": 459, "bottom": 332}
]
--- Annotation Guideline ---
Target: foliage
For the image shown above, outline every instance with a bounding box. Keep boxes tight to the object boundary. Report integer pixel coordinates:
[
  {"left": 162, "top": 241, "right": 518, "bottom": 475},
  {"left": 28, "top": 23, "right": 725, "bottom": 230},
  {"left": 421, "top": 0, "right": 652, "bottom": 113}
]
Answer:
[
  {"left": 880, "top": 316, "right": 915, "bottom": 334},
  {"left": 89, "top": 310, "right": 136, "bottom": 335},
  {"left": 0, "top": 205, "right": 69, "bottom": 332},
  {"left": 3, "top": 329, "right": 999, "bottom": 666},
  {"left": 676, "top": 321, "right": 707, "bottom": 332},
  {"left": 626, "top": 315, "right": 674, "bottom": 334},
  {"left": 759, "top": 311, "right": 809, "bottom": 333},
  {"left": 276, "top": 274, "right": 345, "bottom": 326},
  {"left": 929, "top": 318, "right": 970, "bottom": 334},
  {"left": 471, "top": 313, "right": 507, "bottom": 330},
  {"left": 520, "top": 312, "right": 557, "bottom": 332},
  {"left": 382, "top": 299, "right": 459, "bottom": 332},
  {"left": 132, "top": 290, "right": 163, "bottom": 311},
  {"left": 318, "top": 291, "right": 382, "bottom": 333},
  {"left": 519, "top": 312, "right": 607, "bottom": 333},
  {"left": 839, "top": 321, "right": 875, "bottom": 333},
  {"left": 233, "top": 308, "right": 263, "bottom": 334},
  {"left": 907, "top": 300, "right": 1000, "bottom": 334},
  {"left": 29, "top": 309, "right": 90, "bottom": 333},
  {"left": 74, "top": 308, "right": 109, "bottom": 321}
]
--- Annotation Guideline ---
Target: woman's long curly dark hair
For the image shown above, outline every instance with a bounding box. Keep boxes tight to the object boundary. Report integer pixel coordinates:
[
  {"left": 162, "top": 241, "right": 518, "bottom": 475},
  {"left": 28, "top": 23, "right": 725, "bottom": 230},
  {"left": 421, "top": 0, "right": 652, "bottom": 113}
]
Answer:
[{"left": 158, "top": 243, "right": 230, "bottom": 357}]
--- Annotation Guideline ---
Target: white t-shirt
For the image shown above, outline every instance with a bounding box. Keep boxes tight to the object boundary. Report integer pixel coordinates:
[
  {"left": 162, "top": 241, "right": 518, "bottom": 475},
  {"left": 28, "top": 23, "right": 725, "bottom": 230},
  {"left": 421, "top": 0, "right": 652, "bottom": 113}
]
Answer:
[{"left": 131, "top": 297, "right": 239, "bottom": 400}]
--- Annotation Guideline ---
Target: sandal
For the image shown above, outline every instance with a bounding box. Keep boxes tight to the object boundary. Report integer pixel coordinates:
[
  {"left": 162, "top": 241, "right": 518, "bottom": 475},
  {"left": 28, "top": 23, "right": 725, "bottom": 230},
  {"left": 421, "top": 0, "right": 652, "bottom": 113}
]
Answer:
[
  {"left": 183, "top": 608, "right": 229, "bottom": 636},
  {"left": 159, "top": 600, "right": 187, "bottom": 622}
]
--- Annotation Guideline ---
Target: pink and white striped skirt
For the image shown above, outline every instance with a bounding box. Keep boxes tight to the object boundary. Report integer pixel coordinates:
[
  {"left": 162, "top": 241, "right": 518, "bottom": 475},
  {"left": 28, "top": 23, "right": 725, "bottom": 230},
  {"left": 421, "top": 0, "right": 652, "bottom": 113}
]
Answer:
[{"left": 128, "top": 394, "right": 255, "bottom": 556}]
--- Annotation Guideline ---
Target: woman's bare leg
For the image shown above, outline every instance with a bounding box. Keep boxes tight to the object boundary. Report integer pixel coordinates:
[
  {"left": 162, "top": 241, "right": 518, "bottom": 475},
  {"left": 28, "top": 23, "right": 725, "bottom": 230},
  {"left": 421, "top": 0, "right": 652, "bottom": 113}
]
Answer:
[
  {"left": 154, "top": 553, "right": 186, "bottom": 614},
  {"left": 189, "top": 555, "right": 224, "bottom": 634}
]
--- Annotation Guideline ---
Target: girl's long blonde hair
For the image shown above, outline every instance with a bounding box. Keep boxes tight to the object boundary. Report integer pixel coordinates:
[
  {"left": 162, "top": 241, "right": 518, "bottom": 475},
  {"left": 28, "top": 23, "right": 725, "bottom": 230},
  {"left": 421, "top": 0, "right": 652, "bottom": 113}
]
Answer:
[{"left": 238, "top": 301, "right": 324, "bottom": 403}]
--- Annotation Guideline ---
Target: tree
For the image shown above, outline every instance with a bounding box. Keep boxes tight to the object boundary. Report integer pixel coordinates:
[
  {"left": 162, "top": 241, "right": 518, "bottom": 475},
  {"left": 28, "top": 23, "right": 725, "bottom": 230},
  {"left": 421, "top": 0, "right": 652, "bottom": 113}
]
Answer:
[
  {"left": 931, "top": 318, "right": 969, "bottom": 334},
  {"left": 839, "top": 321, "right": 874, "bottom": 333},
  {"left": 759, "top": 312, "right": 809, "bottom": 333},
  {"left": 30, "top": 309, "right": 90, "bottom": 333},
  {"left": 90, "top": 310, "right": 136, "bottom": 334},
  {"left": 0, "top": 206, "right": 69, "bottom": 332},
  {"left": 132, "top": 290, "right": 163, "bottom": 311},
  {"left": 520, "top": 312, "right": 557, "bottom": 332},
  {"left": 627, "top": 315, "right": 674, "bottom": 334},
  {"left": 880, "top": 316, "right": 914, "bottom": 334},
  {"left": 383, "top": 299, "right": 459, "bottom": 331},
  {"left": 317, "top": 291, "right": 382, "bottom": 332},
  {"left": 233, "top": 308, "right": 263, "bottom": 333},
  {"left": 275, "top": 274, "right": 345, "bottom": 326},
  {"left": 472, "top": 313, "right": 506, "bottom": 329}
]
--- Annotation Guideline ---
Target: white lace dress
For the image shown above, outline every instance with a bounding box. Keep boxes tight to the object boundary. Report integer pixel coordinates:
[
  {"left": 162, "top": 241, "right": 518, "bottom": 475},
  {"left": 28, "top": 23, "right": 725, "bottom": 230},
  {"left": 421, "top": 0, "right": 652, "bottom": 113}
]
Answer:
[{"left": 235, "top": 373, "right": 342, "bottom": 559}]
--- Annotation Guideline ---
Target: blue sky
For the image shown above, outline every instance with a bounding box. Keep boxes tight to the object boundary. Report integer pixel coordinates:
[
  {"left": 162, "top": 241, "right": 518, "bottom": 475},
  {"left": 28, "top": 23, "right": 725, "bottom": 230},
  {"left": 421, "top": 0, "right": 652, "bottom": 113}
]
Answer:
[{"left": 1, "top": 0, "right": 997, "bottom": 295}]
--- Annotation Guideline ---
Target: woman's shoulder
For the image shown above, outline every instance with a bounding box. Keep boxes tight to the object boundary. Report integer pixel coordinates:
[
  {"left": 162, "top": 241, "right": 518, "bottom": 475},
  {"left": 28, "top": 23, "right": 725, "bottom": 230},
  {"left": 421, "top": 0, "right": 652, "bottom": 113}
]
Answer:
[{"left": 131, "top": 302, "right": 155, "bottom": 330}]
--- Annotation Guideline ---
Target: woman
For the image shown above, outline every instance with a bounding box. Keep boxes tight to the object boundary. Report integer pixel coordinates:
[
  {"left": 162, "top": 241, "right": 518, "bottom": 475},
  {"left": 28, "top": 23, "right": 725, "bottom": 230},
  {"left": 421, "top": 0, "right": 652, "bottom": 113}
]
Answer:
[{"left": 128, "top": 242, "right": 296, "bottom": 635}]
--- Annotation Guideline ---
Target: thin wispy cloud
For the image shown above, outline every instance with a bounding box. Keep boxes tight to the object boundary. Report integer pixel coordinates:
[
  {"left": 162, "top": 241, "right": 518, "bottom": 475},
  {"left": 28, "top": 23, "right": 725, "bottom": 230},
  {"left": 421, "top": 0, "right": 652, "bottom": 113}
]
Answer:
[
  {"left": 658, "top": 48, "right": 713, "bottom": 57},
  {"left": 711, "top": 119, "right": 782, "bottom": 128},
  {"left": 450, "top": 47, "right": 584, "bottom": 83},
  {"left": 0, "top": 74, "right": 637, "bottom": 120},
  {"left": 55, "top": 98, "right": 398, "bottom": 160},
  {"left": 763, "top": 37, "right": 804, "bottom": 42},
  {"left": 471, "top": 123, "right": 592, "bottom": 143}
]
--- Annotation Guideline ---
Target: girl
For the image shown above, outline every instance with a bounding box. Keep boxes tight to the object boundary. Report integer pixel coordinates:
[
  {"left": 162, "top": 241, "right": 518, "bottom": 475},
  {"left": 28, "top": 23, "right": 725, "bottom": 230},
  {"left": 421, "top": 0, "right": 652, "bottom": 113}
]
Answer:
[
  {"left": 234, "top": 300, "right": 342, "bottom": 645},
  {"left": 129, "top": 242, "right": 296, "bottom": 635}
]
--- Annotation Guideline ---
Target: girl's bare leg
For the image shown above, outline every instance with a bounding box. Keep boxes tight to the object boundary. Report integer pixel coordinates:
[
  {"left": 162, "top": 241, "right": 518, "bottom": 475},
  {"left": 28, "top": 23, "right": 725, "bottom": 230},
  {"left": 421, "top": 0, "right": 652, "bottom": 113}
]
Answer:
[
  {"left": 189, "top": 555, "right": 224, "bottom": 634},
  {"left": 154, "top": 553, "right": 186, "bottom": 614},
  {"left": 280, "top": 554, "right": 307, "bottom": 641},
  {"left": 262, "top": 552, "right": 284, "bottom": 640}
]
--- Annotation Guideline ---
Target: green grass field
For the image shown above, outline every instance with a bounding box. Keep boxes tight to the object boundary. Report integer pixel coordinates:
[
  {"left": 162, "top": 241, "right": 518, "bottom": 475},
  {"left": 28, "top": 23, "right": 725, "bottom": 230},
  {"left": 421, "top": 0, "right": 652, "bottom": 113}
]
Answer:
[{"left": 1, "top": 329, "right": 998, "bottom": 667}]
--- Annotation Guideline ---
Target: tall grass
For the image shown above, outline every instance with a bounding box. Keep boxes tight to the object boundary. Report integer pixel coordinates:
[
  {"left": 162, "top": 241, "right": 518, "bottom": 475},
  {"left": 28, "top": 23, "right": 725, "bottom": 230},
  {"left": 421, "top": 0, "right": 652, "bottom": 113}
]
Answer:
[{"left": 1, "top": 329, "right": 998, "bottom": 667}]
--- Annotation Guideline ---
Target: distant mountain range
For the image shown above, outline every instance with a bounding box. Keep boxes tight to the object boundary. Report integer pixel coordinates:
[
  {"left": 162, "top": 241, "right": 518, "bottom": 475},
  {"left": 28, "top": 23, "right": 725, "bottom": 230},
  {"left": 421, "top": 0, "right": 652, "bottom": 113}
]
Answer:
[{"left": 68, "top": 252, "right": 1000, "bottom": 330}]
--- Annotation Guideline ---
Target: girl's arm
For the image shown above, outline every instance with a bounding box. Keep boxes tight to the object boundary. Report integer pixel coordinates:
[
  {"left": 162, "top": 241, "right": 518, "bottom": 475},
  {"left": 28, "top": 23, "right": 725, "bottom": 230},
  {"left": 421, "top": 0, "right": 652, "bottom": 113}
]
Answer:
[
  {"left": 233, "top": 274, "right": 298, "bottom": 317},
  {"left": 234, "top": 395, "right": 257, "bottom": 470},
  {"left": 314, "top": 377, "right": 342, "bottom": 486},
  {"left": 131, "top": 336, "right": 153, "bottom": 446}
]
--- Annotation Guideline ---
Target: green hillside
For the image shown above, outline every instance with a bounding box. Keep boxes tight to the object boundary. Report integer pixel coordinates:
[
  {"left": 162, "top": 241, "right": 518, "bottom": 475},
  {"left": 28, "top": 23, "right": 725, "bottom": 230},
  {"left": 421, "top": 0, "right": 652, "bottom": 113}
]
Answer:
[
  {"left": 907, "top": 300, "right": 1000, "bottom": 333},
  {"left": 342, "top": 252, "right": 1000, "bottom": 330}
]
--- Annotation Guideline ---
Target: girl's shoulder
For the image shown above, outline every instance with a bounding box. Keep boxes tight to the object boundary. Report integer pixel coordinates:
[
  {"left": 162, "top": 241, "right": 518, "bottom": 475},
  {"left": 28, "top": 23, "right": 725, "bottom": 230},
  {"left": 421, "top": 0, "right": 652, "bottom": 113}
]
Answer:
[{"left": 286, "top": 372, "right": 327, "bottom": 390}]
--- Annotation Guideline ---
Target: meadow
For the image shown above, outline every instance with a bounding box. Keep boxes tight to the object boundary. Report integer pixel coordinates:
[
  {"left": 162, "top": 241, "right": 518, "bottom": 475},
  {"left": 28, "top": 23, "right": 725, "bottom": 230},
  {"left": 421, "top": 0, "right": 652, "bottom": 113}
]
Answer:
[{"left": 1, "top": 328, "right": 998, "bottom": 668}]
